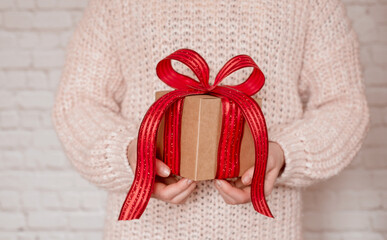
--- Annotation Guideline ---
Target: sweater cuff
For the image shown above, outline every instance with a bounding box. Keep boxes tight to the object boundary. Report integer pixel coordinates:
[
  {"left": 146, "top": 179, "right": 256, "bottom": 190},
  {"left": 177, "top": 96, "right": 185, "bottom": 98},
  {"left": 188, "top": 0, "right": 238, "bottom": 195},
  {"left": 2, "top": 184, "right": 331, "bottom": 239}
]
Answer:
[
  {"left": 104, "top": 125, "right": 137, "bottom": 192},
  {"left": 268, "top": 125, "right": 308, "bottom": 187}
]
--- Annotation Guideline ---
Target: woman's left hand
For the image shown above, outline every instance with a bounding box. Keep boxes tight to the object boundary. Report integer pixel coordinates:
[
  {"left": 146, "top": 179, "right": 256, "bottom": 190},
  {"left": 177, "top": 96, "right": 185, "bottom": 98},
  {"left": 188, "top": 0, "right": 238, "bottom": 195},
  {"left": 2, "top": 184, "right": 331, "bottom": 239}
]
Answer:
[{"left": 213, "top": 141, "right": 285, "bottom": 205}]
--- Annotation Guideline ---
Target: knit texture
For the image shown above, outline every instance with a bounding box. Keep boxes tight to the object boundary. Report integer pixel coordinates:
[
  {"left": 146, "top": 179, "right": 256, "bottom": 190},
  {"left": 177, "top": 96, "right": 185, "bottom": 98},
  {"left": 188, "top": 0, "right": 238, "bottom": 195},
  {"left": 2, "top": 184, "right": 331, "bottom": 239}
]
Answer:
[{"left": 51, "top": 0, "right": 370, "bottom": 239}]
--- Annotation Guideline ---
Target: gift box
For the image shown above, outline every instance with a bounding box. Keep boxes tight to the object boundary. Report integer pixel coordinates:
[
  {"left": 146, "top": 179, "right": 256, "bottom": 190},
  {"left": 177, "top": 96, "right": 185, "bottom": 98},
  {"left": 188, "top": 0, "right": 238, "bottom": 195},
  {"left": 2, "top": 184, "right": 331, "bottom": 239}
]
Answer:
[
  {"left": 119, "top": 48, "right": 273, "bottom": 220},
  {"left": 155, "top": 90, "right": 262, "bottom": 181}
]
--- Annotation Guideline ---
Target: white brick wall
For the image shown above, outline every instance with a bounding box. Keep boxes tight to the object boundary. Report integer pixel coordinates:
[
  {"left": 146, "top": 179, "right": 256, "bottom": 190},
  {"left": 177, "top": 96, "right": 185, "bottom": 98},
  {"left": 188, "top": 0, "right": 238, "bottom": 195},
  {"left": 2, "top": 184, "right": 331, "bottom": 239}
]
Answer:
[{"left": 0, "top": 0, "right": 386, "bottom": 239}]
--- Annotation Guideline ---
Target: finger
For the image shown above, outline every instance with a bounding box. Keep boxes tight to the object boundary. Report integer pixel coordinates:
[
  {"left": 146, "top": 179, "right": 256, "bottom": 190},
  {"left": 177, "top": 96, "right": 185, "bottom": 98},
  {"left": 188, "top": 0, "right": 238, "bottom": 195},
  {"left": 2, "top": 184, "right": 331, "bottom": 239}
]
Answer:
[
  {"left": 234, "top": 177, "right": 246, "bottom": 188},
  {"left": 241, "top": 167, "right": 254, "bottom": 185},
  {"left": 170, "top": 181, "right": 197, "bottom": 204},
  {"left": 214, "top": 179, "right": 249, "bottom": 204},
  {"left": 155, "top": 158, "right": 171, "bottom": 177},
  {"left": 214, "top": 180, "right": 237, "bottom": 204},
  {"left": 264, "top": 168, "right": 280, "bottom": 197},
  {"left": 156, "top": 175, "right": 178, "bottom": 185},
  {"left": 152, "top": 178, "right": 194, "bottom": 201}
]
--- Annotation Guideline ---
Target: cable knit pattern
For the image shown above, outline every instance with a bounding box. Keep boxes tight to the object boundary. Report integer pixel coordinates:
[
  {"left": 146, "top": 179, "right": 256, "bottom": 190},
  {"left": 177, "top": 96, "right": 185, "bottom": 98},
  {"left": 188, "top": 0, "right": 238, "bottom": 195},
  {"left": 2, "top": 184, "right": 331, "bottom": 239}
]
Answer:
[{"left": 51, "top": 0, "right": 370, "bottom": 239}]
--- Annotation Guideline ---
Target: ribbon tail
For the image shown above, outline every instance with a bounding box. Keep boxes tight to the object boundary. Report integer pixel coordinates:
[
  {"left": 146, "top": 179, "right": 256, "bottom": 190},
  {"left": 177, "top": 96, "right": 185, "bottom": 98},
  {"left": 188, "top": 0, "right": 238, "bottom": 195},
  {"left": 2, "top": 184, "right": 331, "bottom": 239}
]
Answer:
[
  {"left": 211, "top": 87, "right": 274, "bottom": 218},
  {"left": 118, "top": 90, "right": 198, "bottom": 220}
]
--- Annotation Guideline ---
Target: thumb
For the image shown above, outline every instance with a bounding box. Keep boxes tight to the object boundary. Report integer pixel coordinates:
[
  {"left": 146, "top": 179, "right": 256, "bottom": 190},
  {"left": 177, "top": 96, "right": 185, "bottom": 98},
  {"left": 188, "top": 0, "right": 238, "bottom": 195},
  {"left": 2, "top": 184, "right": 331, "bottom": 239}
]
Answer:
[
  {"left": 156, "top": 158, "right": 171, "bottom": 177},
  {"left": 241, "top": 166, "right": 254, "bottom": 185}
]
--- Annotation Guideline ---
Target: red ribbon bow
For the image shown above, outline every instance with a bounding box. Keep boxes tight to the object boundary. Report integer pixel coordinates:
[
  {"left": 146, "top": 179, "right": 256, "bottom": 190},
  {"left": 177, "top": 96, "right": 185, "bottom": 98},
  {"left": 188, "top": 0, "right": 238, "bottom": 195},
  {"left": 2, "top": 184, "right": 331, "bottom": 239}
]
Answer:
[{"left": 119, "top": 48, "right": 273, "bottom": 220}]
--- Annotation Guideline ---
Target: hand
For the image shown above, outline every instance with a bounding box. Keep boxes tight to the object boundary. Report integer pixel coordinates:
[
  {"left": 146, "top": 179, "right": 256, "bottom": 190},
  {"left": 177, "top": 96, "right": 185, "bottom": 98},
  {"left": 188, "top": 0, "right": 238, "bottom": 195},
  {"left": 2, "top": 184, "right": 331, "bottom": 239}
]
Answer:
[
  {"left": 213, "top": 141, "right": 285, "bottom": 205},
  {"left": 127, "top": 138, "right": 197, "bottom": 204}
]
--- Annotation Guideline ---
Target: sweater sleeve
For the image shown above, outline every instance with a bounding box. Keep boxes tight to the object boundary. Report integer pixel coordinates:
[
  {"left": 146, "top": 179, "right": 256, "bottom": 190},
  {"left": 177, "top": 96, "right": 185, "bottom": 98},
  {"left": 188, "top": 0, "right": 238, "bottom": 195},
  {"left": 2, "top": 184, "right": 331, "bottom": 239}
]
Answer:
[
  {"left": 268, "top": 0, "right": 370, "bottom": 188},
  {"left": 51, "top": 0, "right": 138, "bottom": 192}
]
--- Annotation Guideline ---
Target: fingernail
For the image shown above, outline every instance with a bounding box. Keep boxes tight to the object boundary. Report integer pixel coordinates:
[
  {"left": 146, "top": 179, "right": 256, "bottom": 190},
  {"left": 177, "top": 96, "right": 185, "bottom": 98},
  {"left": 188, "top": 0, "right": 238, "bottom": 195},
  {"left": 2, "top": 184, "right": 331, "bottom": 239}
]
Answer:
[
  {"left": 242, "top": 175, "right": 251, "bottom": 184},
  {"left": 216, "top": 179, "right": 222, "bottom": 187},
  {"left": 186, "top": 179, "right": 193, "bottom": 185},
  {"left": 162, "top": 167, "right": 170, "bottom": 176}
]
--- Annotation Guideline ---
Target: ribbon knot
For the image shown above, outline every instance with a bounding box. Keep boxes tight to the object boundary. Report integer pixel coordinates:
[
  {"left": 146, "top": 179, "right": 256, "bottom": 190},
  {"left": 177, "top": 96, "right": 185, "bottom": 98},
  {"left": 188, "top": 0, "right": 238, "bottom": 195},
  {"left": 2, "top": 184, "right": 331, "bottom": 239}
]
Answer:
[{"left": 118, "top": 48, "right": 273, "bottom": 221}]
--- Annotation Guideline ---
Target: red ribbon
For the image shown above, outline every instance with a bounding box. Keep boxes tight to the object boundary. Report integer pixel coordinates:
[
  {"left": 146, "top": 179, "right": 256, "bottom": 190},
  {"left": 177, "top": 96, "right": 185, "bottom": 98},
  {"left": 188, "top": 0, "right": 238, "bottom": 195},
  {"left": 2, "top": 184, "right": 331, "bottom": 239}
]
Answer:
[{"left": 118, "top": 49, "right": 273, "bottom": 220}]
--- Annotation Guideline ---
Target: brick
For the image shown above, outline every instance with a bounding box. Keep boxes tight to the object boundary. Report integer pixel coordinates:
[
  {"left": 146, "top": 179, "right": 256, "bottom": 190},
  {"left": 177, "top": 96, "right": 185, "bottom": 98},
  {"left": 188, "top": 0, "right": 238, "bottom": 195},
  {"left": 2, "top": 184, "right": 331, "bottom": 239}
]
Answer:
[
  {"left": 59, "top": 31, "right": 72, "bottom": 48},
  {"left": 39, "top": 150, "right": 69, "bottom": 169},
  {"left": 33, "top": 50, "right": 64, "bottom": 68},
  {"left": 0, "top": 91, "right": 16, "bottom": 109},
  {"left": 346, "top": 5, "right": 366, "bottom": 20},
  {"left": 363, "top": 126, "right": 387, "bottom": 147},
  {"left": 0, "top": 0, "right": 14, "bottom": 9},
  {"left": 57, "top": 0, "right": 88, "bottom": 9},
  {"left": 4, "top": 11, "right": 33, "bottom": 29},
  {"left": 1, "top": 150, "right": 23, "bottom": 170},
  {"left": 368, "top": 107, "right": 384, "bottom": 127},
  {"left": 22, "top": 149, "right": 39, "bottom": 170},
  {"left": 336, "top": 191, "right": 360, "bottom": 210},
  {"left": 36, "top": 0, "right": 57, "bottom": 9},
  {"left": 36, "top": 172, "right": 76, "bottom": 190},
  {"left": 26, "top": 70, "right": 48, "bottom": 89},
  {"left": 4, "top": 70, "right": 27, "bottom": 89},
  {"left": 359, "top": 46, "right": 372, "bottom": 65},
  {"left": 304, "top": 211, "right": 371, "bottom": 231},
  {"left": 364, "top": 66, "right": 385, "bottom": 86},
  {"left": 32, "top": 129, "right": 60, "bottom": 148},
  {"left": 382, "top": 193, "right": 387, "bottom": 209},
  {"left": 80, "top": 232, "right": 104, "bottom": 240},
  {"left": 27, "top": 212, "right": 67, "bottom": 229},
  {"left": 17, "top": 233, "right": 37, "bottom": 240},
  {"left": 361, "top": 148, "right": 387, "bottom": 169},
  {"left": 39, "top": 33, "right": 60, "bottom": 49},
  {"left": 0, "top": 212, "right": 25, "bottom": 230},
  {"left": 312, "top": 169, "right": 372, "bottom": 191},
  {"left": 81, "top": 192, "right": 106, "bottom": 210},
  {"left": 18, "top": 32, "right": 39, "bottom": 49},
  {"left": 21, "top": 191, "right": 41, "bottom": 211},
  {"left": 0, "top": 130, "right": 33, "bottom": 148},
  {"left": 369, "top": 5, "right": 387, "bottom": 23},
  {"left": 358, "top": 191, "right": 381, "bottom": 210},
  {"left": 36, "top": 232, "right": 66, "bottom": 240},
  {"left": 41, "top": 192, "right": 61, "bottom": 209},
  {"left": 16, "top": 91, "right": 54, "bottom": 109},
  {"left": 41, "top": 110, "right": 54, "bottom": 128},
  {"left": 0, "top": 31, "right": 18, "bottom": 48},
  {"left": 371, "top": 212, "right": 387, "bottom": 231},
  {"left": 0, "top": 110, "right": 19, "bottom": 128},
  {"left": 310, "top": 190, "right": 337, "bottom": 211},
  {"left": 0, "top": 191, "right": 20, "bottom": 210},
  {"left": 352, "top": 15, "right": 378, "bottom": 43},
  {"left": 339, "top": 232, "right": 384, "bottom": 240},
  {"left": 60, "top": 191, "right": 80, "bottom": 210},
  {"left": 20, "top": 110, "right": 41, "bottom": 129},
  {"left": 371, "top": 170, "right": 387, "bottom": 189},
  {"left": 48, "top": 69, "right": 62, "bottom": 90},
  {"left": 379, "top": 25, "right": 387, "bottom": 43},
  {"left": 371, "top": 45, "right": 387, "bottom": 65},
  {"left": 68, "top": 213, "right": 104, "bottom": 230},
  {"left": 16, "top": 0, "right": 35, "bottom": 9},
  {"left": 365, "top": 88, "right": 387, "bottom": 107},
  {"left": 34, "top": 12, "right": 72, "bottom": 29},
  {"left": 0, "top": 233, "right": 17, "bottom": 240},
  {"left": 302, "top": 191, "right": 316, "bottom": 211},
  {"left": 0, "top": 51, "right": 31, "bottom": 68}
]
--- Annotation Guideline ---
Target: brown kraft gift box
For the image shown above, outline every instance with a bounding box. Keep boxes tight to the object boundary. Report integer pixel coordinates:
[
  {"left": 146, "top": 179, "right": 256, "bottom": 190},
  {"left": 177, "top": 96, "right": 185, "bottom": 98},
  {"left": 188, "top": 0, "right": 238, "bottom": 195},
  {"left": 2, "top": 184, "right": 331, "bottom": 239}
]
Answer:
[{"left": 155, "top": 90, "right": 262, "bottom": 181}]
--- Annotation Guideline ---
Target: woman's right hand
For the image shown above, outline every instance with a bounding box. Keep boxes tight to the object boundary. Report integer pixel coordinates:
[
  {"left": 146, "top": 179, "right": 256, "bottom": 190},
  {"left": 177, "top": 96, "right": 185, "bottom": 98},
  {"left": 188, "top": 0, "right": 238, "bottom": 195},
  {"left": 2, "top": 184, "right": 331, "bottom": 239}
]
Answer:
[{"left": 127, "top": 138, "right": 197, "bottom": 204}]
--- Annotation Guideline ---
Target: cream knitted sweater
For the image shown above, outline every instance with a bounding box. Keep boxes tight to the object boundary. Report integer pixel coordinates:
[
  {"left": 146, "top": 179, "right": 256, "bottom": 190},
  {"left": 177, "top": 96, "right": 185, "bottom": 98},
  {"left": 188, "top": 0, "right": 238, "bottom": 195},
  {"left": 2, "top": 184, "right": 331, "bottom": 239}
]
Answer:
[{"left": 52, "top": 0, "right": 370, "bottom": 239}]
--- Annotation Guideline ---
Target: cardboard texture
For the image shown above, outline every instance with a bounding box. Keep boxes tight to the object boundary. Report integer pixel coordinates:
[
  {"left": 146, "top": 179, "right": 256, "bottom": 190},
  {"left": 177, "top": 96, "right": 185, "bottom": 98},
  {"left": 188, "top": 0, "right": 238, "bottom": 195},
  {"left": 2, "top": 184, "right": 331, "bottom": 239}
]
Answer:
[{"left": 155, "top": 90, "right": 262, "bottom": 181}]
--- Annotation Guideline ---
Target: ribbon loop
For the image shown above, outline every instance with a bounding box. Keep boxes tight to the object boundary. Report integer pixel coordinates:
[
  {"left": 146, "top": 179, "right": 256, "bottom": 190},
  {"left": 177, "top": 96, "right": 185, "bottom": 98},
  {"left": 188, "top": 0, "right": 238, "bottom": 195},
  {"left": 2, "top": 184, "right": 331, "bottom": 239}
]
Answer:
[
  {"left": 214, "top": 55, "right": 265, "bottom": 96},
  {"left": 156, "top": 49, "right": 210, "bottom": 91}
]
